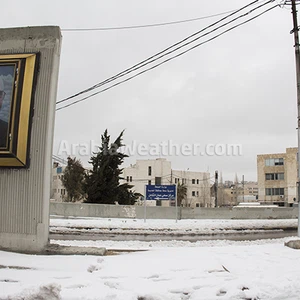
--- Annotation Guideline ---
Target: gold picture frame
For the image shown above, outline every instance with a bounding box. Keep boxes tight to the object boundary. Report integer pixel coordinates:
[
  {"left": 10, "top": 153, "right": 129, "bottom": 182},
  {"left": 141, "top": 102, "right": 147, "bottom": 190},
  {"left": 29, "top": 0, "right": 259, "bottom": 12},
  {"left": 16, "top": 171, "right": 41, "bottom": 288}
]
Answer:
[{"left": 0, "top": 53, "right": 39, "bottom": 168}]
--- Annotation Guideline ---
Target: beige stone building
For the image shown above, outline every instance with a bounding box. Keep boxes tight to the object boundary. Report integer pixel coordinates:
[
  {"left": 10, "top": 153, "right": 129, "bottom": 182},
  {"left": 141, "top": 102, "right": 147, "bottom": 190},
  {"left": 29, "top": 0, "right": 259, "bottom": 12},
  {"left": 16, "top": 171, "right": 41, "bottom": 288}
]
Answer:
[
  {"left": 121, "top": 158, "right": 212, "bottom": 208},
  {"left": 51, "top": 164, "right": 67, "bottom": 202},
  {"left": 218, "top": 181, "right": 258, "bottom": 207},
  {"left": 51, "top": 158, "right": 212, "bottom": 207},
  {"left": 172, "top": 169, "right": 212, "bottom": 208},
  {"left": 257, "top": 147, "right": 297, "bottom": 207}
]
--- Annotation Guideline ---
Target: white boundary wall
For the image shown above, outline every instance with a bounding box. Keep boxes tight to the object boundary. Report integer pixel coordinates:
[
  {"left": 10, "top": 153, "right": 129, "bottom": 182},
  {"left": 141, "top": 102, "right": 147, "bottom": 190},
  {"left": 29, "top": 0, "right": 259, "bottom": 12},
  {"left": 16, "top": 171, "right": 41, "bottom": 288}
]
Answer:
[
  {"left": 0, "top": 27, "right": 61, "bottom": 252},
  {"left": 50, "top": 202, "right": 298, "bottom": 220}
]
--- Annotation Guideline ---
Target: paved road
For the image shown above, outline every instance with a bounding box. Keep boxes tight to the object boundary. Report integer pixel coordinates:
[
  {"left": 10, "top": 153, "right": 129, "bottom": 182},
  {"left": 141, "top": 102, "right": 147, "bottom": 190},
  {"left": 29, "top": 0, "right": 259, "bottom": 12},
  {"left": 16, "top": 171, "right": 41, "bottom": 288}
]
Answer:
[{"left": 50, "top": 229, "right": 297, "bottom": 242}]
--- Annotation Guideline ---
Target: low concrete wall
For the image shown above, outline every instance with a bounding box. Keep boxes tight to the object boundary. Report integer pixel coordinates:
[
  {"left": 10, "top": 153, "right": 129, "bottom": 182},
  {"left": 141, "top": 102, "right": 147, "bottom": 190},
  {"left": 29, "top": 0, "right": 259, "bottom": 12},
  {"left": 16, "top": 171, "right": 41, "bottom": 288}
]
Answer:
[{"left": 50, "top": 202, "right": 298, "bottom": 219}]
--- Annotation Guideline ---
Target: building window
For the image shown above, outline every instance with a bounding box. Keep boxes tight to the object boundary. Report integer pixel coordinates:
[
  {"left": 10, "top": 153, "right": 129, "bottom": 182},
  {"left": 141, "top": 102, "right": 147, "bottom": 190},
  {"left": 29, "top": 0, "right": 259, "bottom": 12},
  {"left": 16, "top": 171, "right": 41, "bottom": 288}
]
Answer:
[
  {"left": 265, "top": 158, "right": 284, "bottom": 166},
  {"left": 175, "top": 178, "right": 178, "bottom": 184},
  {"left": 192, "top": 179, "right": 195, "bottom": 184},
  {"left": 275, "top": 158, "right": 284, "bottom": 165},
  {"left": 156, "top": 200, "right": 162, "bottom": 206},
  {"left": 130, "top": 176, "right": 132, "bottom": 182},
  {"left": 265, "top": 173, "right": 284, "bottom": 180},
  {"left": 265, "top": 188, "right": 284, "bottom": 196},
  {"left": 192, "top": 191, "right": 196, "bottom": 197},
  {"left": 196, "top": 191, "right": 199, "bottom": 196},
  {"left": 155, "top": 177, "right": 161, "bottom": 185},
  {"left": 196, "top": 203, "right": 200, "bottom": 208},
  {"left": 126, "top": 176, "right": 129, "bottom": 182},
  {"left": 197, "top": 179, "right": 199, "bottom": 184},
  {"left": 148, "top": 180, "right": 151, "bottom": 185},
  {"left": 148, "top": 166, "right": 152, "bottom": 176}
]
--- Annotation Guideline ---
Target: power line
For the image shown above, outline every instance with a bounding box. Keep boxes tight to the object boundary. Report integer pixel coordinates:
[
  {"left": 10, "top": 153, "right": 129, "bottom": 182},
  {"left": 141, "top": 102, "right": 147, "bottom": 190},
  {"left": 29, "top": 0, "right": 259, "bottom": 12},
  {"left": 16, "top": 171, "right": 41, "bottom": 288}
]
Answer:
[
  {"left": 56, "top": 3, "right": 278, "bottom": 111},
  {"left": 57, "top": 4, "right": 276, "bottom": 111},
  {"left": 52, "top": 155, "right": 68, "bottom": 165},
  {"left": 57, "top": 0, "right": 265, "bottom": 106},
  {"left": 61, "top": 7, "right": 257, "bottom": 32},
  {"left": 57, "top": 0, "right": 264, "bottom": 105},
  {"left": 103, "top": 1, "right": 273, "bottom": 95}
]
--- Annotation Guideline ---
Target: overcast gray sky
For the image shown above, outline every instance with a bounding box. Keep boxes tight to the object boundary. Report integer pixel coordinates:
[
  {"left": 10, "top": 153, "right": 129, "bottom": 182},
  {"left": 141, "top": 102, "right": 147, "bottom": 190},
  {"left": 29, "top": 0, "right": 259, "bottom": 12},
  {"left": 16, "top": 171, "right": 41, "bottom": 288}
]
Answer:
[{"left": 0, "top": 0, "right": 297, "bottom": 181}]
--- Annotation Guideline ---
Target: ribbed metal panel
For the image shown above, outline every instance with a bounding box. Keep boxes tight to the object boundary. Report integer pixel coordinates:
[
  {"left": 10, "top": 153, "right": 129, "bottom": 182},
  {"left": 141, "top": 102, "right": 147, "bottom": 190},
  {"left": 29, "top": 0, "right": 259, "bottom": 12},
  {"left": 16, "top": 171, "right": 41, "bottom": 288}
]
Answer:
[{"left": 0, "top": 27, "right": 61, "bottom": 250}]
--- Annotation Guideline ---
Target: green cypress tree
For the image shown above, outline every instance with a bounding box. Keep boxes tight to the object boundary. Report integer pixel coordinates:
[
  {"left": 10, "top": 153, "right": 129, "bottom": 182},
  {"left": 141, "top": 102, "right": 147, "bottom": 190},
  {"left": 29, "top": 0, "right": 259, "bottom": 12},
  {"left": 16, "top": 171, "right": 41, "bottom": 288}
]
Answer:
[
  {"left": 61, "top": 157, "right": 85, "bottom": 202},
  {"left": 85, "top": 129, "right": 135, "bottom": 204},
  {"left": 117, "top": 183, "right": 142, "bottom": 205}
]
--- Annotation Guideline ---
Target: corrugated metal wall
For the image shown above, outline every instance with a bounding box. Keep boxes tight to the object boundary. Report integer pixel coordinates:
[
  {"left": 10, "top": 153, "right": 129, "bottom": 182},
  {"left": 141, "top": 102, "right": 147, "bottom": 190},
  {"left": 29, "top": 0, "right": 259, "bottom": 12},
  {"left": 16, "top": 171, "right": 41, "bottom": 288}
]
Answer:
[{"left": 0, "top": 27, "right": 62, "bottom": 251}]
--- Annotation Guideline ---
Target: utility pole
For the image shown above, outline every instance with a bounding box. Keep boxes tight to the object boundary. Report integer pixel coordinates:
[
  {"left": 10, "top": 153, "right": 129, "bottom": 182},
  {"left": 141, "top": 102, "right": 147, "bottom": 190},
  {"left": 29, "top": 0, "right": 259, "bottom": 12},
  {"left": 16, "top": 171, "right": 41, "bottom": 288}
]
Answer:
[
  {"left": 234, "top": 173, "right": 239, "bottom": 206},
  {"left": 214, "top": 171, "right": 218, "bottom": 207},
  {"left": 242, "top": 175, "right": 245, "bottom": 203},
  {"left": 291, "top": 0, "right": 300, "bottom": 237},
  {"left": 219, "top": 171, "right": 224, "bottom": 206}
]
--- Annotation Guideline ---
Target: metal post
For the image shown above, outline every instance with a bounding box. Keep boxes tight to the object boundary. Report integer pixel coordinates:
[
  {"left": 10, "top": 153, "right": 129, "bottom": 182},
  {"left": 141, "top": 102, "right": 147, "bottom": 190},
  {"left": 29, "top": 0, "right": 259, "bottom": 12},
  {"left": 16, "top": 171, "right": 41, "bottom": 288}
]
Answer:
[
  {"left": 242, "top": 175, "right": 245, "bottom": 203},
  {"left": 214, "top": 171, "right": 218, "bottom": 207},
  {"left": 175, "top": 184, "right": 178, "bottom": 223},
  {"left": 291, "top": 0, "right": 300, "bottom": 237},
  {"left": 144, "top": 185, "right": 147, "bottom": 223}
]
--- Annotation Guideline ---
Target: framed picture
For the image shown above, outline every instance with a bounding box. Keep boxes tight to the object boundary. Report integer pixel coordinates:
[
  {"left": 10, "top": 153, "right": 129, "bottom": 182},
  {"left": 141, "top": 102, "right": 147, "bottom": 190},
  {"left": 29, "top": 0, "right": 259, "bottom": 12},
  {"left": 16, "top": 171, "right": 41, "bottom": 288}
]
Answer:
[{"left": 0, "top": 53, "right": 39, "bottom": 168}]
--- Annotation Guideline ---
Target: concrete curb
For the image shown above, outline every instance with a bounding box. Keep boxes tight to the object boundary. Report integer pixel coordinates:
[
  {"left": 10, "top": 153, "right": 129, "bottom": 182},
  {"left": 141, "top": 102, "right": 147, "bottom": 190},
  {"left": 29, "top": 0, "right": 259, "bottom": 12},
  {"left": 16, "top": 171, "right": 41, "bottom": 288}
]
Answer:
[{"left": 43, "top": 243, "right": 106, "bottom": 256}]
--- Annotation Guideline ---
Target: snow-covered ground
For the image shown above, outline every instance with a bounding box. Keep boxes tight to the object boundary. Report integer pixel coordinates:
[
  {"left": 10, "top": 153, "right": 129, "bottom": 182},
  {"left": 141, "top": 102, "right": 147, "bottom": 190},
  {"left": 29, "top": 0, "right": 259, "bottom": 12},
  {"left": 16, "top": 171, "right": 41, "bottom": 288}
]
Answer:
[
  {"left": 50, "top": 217, "right": 298, "bottom": 235},
  {"left": 1, "top": 218, "right": 300, "bottom": 299},
  {"left": 1, "top": 237, "right": 300, "bottom": 300},
  {"left": 52, "top": 236, "right": 296, "bottom": 250}
]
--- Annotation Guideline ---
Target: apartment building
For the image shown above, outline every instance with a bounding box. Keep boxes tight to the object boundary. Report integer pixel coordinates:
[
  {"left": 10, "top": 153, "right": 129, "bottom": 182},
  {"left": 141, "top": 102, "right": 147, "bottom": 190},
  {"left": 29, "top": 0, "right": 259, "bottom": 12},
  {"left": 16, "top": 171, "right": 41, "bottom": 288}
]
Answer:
[
  {"left": 122, "top": 158, "right": 171, "bottom": 206},
  {"left": 218, "top": 181, "right": 258, "bottom": 207},
  {"left": 51, "top": 163, "right": 67, "bottom": 201},
  {"left": 51, "top": 158, "right": 212, "bottom": 207},
  {"left": 245, "top": 182, "right": 259, "bottom": 198},
  {"left": 257, "top": 147, "right": 297, "bottom": 206},
  {"left": 121, "top": 158, "right": 212, "bottom": 208},
  {"left": 172, "top": 169, "right": 212, "bottom": 208}
]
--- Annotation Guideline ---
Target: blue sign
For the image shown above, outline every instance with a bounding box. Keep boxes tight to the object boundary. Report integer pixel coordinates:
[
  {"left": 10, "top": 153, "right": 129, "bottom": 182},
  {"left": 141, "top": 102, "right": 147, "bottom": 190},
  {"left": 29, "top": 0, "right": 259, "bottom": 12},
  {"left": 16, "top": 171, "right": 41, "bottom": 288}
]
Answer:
[{"left": 146, "top": 185, "right": 176, "bottom": 200}]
